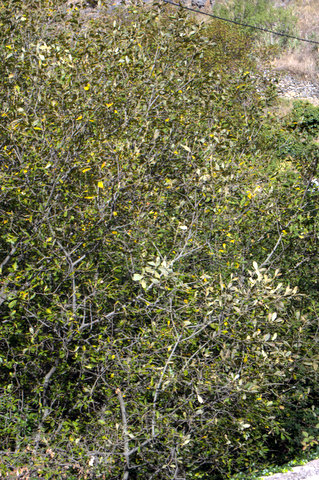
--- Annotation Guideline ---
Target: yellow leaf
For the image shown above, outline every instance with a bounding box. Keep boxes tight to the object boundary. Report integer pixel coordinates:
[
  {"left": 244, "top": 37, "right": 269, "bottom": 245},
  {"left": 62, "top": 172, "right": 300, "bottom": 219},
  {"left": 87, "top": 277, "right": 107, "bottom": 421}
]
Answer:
[
  {"left": 84, "top": 83, "right": 90, "bottom": 91},
  {"left": 98, "top": 181, "right": 104, "bottom": 189},
  {"left": 76, "top": 115, "right": 83, "bottom": 121},
  {"left": 82, "top": 167, "right": 91, "bottom": 173}
]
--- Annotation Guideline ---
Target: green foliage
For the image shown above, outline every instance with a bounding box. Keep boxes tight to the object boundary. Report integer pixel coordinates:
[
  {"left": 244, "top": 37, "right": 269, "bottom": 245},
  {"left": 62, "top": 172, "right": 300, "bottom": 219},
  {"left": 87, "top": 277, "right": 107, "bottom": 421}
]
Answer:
[
  {"left": 254, "top": 106, "right": 319, "bottom": 301},
  {"left": 0, "top": 0, "right": 318, "bottom": 478},
  {"left": 231, "top": 445, "right": 319, "bottom": 479},
  {"left": 213, "top": 0, "right": 297, "bottom": 47},
  {"left": 288, "top": 100, "right": 319, "bottom": 136}
]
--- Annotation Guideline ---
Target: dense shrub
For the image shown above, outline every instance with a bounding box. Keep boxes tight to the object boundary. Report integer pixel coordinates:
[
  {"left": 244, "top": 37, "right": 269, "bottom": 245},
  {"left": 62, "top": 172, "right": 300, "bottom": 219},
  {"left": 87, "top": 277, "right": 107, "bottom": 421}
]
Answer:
[{"left": 0, "top": 1, "right": 318, "bottom": 478}]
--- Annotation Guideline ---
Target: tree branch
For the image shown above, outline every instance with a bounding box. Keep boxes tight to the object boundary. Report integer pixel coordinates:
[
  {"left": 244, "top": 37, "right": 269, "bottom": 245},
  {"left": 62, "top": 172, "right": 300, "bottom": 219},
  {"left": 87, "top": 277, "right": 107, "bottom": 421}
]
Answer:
[{"left": 116, "top": 388, "right": 130, "bottom": 480}]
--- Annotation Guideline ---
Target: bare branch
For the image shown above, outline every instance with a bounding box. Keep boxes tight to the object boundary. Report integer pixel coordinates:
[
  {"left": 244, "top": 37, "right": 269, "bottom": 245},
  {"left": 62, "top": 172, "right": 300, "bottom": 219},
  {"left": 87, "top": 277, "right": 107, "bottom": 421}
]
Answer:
[
  {"left": 116, "top": 388, "right": 130, "bottom": 480},
  {"left": 152, "top": 333, "right": 183, "bottom": 438}
]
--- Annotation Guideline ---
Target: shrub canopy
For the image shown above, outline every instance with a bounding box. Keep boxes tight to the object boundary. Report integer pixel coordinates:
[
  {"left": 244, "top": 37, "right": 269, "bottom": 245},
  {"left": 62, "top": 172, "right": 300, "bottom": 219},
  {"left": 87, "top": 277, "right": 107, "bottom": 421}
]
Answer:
[{"left": 0, "top": 1, "right": 318, "bottom": 478}]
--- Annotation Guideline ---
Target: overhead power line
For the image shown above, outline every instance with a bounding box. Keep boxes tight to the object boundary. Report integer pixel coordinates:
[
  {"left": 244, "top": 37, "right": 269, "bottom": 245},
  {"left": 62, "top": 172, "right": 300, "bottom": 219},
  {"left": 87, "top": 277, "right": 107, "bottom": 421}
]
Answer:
[{"left": 161, "top": 0, "right": 319, "bottom": 46}]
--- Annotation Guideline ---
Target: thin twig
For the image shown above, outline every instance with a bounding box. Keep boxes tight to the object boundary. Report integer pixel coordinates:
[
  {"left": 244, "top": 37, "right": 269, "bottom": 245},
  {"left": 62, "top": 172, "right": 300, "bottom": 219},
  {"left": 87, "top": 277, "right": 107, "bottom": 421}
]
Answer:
[
  {"left": 151, "top": 333, "right": 183, "bottom": 437},
  {"left": 116, "top": 388, "right": 130, "bottom": 480}
]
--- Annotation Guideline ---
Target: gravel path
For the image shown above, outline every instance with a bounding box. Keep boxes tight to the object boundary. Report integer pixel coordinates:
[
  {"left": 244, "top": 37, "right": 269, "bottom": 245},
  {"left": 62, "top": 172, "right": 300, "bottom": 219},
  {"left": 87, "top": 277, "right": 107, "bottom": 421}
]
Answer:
[{"left": 260, "top": 459, "right": 319, "bottom": 480}]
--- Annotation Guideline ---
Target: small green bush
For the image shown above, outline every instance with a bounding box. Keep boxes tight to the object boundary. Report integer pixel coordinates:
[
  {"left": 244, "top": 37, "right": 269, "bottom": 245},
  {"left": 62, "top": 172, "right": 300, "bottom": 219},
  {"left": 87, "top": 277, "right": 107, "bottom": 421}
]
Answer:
[{"left": 288, "top": 100, "right": 319, "bottom": 136}]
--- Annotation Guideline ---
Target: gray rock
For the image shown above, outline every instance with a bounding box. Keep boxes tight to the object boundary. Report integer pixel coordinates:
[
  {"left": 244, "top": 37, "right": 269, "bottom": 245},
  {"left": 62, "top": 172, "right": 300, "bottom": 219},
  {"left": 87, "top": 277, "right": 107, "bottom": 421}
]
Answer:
[{"left": 260, "top": 459, "right": 319, "bottom": 480}]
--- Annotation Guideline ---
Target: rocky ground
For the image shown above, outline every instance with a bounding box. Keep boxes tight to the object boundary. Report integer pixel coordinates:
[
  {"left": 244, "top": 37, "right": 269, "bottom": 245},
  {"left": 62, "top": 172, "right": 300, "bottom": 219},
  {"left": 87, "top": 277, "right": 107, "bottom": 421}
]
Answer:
[
  {"left": 260, "top": 459, "right": 319, "bottom": 480},
  {"left": 258, "top": 65, "right": 319, "bottom": 104},
  {"left": 276, "top": 73, "right": 319, "bottom": 104}
]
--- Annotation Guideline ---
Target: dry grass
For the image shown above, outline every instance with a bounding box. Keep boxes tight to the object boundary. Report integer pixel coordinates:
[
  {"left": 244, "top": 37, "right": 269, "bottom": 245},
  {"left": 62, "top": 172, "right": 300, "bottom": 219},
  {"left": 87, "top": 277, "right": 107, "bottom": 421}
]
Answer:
[
  {"left": 271, "top": 0, "right": 319, "bottom": 80},
  {"left": 292, "top": 0, "right": 319, "bottom": 38},
  {"left": 267, "top": 97, "right": 295, "bottom": 119},
  {"left": 272, "top": 45, "right": 318, "bottom": 79}
]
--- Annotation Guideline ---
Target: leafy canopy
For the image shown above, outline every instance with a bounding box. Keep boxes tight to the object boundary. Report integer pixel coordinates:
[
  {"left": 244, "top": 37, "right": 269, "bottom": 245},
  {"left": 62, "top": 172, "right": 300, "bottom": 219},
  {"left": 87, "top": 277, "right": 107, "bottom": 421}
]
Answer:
[{"left": 0, "top": 0, "right": 318, "bottom": 478}]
